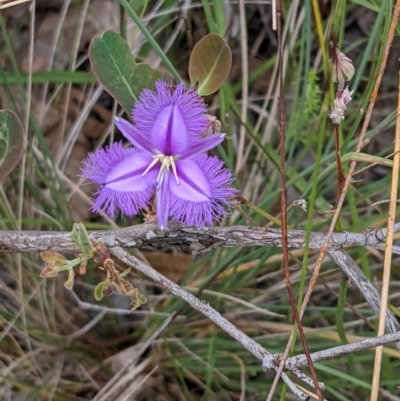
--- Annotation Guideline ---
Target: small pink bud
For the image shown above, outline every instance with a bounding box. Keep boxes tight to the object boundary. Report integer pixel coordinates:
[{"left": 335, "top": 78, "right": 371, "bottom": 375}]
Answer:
[
  {"left": 331, "top": 45, "right": 355, "bottom": 86},
  {"left": 329, "top": 87, "right": 354, "bottom": 125},
  {"left": 340, "top": 87, "right": 353, "bottom": 105}
]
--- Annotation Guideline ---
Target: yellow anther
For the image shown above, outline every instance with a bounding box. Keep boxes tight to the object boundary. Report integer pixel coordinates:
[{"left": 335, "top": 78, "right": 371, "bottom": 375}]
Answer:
[{"left": 143, "top": 153, "right": 180, "bottom": 185}]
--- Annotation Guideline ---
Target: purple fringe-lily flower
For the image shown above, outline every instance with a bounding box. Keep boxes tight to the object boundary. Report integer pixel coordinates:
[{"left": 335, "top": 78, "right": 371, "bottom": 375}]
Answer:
[{"left": 82, "top": 81, "right": 236, "bottom": 229}]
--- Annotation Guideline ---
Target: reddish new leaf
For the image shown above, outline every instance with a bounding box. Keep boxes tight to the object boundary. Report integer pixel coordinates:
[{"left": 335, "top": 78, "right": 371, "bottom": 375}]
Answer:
[{"left": 189, "top": 34, "right": 232, "bottom": 96}]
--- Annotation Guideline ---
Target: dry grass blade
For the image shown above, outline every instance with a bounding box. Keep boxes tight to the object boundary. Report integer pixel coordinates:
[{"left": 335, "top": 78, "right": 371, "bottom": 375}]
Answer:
[
  {"left": 120, "top": 365, "right": 159, "bottom": 401},
  {"left": 0, "top": 0, "right": 31, "bottom": 10},
  {"left": 235, "top": 0, "right": 249, "bottom": 175},
  {"left": 370, "top": 70, "right": 400, "bottom": 401},
  {"left": 15, "top": 0, "right": 35, "bottom": 370},
  {"left": 91, "top": 313, "right": 174, "bottom": 401}
]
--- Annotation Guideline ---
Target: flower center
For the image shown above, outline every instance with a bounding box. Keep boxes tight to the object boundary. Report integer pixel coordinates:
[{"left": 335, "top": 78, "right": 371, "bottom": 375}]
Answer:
[{"left": 142, "top": 153, "right": 180, "bottom": 184}]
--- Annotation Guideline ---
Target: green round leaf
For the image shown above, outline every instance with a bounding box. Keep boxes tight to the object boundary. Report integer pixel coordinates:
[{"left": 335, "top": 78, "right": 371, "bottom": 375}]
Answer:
[
  {"left": 89, "top": 30, "right": 161, "bottom": 114},
  {"left": 0, "top": 109, "right": 24, "bottom": 181},
  {"left": 189, "top": 34, "right": 232, "bottom": 96}
]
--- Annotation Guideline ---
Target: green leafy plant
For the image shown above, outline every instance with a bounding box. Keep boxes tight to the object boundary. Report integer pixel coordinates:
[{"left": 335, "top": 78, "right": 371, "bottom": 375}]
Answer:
[{"left": 40, "top": 223, "right": 96, "bottom": 289}]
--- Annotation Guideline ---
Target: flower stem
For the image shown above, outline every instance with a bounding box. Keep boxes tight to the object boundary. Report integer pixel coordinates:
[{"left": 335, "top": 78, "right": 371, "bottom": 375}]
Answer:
[{"left": 333, "top": 123, "right": 345, "bottom": 207}]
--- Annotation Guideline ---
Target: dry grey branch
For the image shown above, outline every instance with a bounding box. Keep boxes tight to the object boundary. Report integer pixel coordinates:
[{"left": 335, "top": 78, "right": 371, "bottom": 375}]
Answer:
[
  {"left": 1, "top": 222, "right": 399, "bottom": 255},
  {"left": 110, "top": 246, "right": 274, "bottom": 364},
  {"left": 328, "top": 248, "right": 400, "bottom": 349},
  {"left": 1, "top": 222, "right": 399, "bottom": 348},
  {"left": 285, "top": 331, "right": 400, "bottom": 370}
]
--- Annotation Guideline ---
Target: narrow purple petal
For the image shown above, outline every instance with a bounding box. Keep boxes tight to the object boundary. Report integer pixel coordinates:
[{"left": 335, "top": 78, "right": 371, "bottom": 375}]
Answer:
[
  {"left": 115, "top": 117, "right": 157, "bottom": 154},
  {"left": 168, "top": 156, "right": 237, "bottom": 227},
  {"left": 133, "top": 81, "right": 208, "bottom": 154},
  {"left": 156, "top": 171, "right": 170, "bottom": 229},
  {"left": 81, "top": 142, "right": 157, "bottom": 217},
  {"left": 176, "top": 134, "right": 225, "bottom": 160},
  {"left": 152, "top": 104, "right": 189, "bottom": 154}
]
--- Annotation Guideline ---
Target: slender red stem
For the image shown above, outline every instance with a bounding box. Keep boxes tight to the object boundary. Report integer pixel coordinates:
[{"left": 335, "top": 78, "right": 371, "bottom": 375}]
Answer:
[
  {"left": 275, "top": 1, "right": 324, "bottom": 400},
  {"left": 334, "top": 123, "right": 345, "bottom": 206}
]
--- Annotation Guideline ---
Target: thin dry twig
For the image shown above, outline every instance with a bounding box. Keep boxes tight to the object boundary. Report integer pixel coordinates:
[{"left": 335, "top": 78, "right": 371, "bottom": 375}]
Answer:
[
  {"left": 285, "top": 331, "right": 400, "bottom": 370},
  {"left": 110, "top": 246, "right": 322, "bottom": 400}
]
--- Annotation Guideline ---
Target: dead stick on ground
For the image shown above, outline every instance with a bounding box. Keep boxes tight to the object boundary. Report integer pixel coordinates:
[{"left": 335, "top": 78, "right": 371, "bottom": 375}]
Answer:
[{"left": 1, "top": 223, "right": 400, "bottom": 349}]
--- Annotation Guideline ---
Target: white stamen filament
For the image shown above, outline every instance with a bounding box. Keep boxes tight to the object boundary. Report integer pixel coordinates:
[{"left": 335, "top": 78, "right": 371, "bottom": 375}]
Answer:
[
  {"left": 142, "top": 154, "right": 180, "bottom": 184},
  {"left": 142, "top": 154, "right": 162, "bottom": 176}
]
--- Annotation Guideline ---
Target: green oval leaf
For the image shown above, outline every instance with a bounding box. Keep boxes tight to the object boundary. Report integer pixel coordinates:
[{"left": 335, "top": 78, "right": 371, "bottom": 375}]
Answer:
[
  {"left": 94, "top": 281, "right": 107, "bottom": 301},
  {"left": 0, "top": 109, "right": 24, "bottom": 181},
  {"left": 89, "top": 30, "right": 161, "bottom": 114},
  {"left": 189, "top": 34, "right": 232, "bottom": 96}
]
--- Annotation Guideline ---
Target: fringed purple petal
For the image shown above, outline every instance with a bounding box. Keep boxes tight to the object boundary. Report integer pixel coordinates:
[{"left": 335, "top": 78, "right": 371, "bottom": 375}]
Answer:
[
  {"left": 156, "top": 171, "right": 170, "bottom": 230},
  {"left": 168, "top": 155, "right": 237, "bottom": 227},
  {"left": 90, "top": 187, "right": 153, "bottom": 218},
  {"left": 133, "top": 81, "right": 208, "bottom": 154},
  {"left": 115, "top": 117, "right": 157, "bottom": 154},
  {"left": 81, "top": 142, "right": 157, "bottom": 217}
]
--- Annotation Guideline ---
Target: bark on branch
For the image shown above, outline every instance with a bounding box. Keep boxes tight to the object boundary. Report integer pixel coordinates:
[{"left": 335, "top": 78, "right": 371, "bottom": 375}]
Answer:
[{"left": 1, "top": 222, "right": 399, "bottom": 256}]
